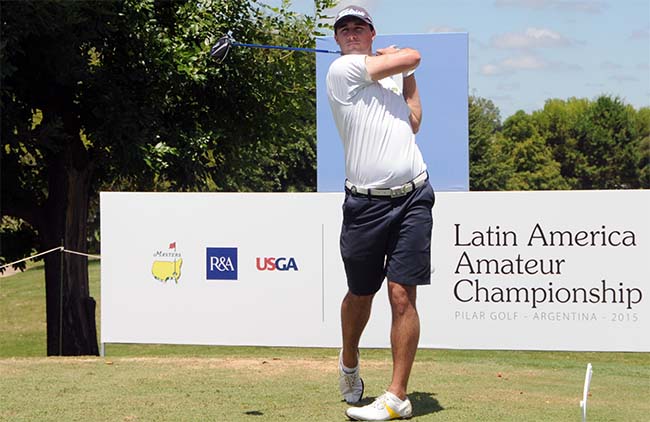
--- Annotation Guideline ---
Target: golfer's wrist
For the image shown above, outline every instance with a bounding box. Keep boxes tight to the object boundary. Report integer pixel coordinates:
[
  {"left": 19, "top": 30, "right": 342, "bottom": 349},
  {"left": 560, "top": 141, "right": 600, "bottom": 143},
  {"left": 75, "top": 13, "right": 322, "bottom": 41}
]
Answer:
[{"left": 402, "top": 68, "right": 416, "bottom": 78}]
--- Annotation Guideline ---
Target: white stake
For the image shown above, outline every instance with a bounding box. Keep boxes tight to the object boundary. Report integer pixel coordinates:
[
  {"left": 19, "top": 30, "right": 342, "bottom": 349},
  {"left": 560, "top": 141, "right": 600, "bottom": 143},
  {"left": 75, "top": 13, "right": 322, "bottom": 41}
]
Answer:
[{"left": 580, "top": 363, "right": 593, "bottom": 422}]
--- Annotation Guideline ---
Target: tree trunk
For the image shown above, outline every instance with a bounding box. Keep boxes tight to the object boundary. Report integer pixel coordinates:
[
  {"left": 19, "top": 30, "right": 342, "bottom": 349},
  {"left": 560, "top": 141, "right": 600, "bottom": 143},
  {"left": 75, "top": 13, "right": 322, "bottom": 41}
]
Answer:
[{"left": 41, "top": 155, "right": 98, "bottom": 356}]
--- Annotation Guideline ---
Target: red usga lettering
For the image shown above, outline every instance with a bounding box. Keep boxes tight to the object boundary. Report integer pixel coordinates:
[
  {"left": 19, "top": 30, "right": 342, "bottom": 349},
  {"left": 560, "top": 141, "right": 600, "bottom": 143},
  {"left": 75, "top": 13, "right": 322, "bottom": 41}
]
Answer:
[
  {"left": 256, "top": 257, "right": 276, "bottom": 271},
  {"left": 255, "top": 257, "right": 299, "bottom": 271}
]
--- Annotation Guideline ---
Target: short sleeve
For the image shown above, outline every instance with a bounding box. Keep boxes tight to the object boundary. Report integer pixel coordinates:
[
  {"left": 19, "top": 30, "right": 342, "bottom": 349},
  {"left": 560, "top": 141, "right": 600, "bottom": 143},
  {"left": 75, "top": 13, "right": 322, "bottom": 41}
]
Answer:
[{"left": 326, "top": 54, "right": 373, "bottom": 104}]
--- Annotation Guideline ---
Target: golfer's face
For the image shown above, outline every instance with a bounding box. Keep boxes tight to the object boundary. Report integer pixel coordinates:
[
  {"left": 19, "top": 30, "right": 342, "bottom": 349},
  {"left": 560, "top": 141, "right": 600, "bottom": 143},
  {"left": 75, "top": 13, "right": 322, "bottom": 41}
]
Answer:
[{"left": 335, "top": 20, "right": 375, "bottom": 55}]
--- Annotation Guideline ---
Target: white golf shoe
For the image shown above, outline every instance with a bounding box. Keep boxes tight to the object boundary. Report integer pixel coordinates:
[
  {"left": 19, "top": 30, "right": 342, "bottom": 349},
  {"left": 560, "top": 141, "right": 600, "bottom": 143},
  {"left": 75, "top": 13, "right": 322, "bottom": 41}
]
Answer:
[
  {"left": 338, "top": 350, "right": 364, "bottom": 404},
  {"left": 345, "top": 391, "right": 412, "bottom": 421}
]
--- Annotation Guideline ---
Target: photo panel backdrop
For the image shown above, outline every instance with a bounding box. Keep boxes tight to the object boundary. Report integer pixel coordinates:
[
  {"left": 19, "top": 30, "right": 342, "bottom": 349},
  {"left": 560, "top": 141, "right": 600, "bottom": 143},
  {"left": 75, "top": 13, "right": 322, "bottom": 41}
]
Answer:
[
  {"left": 316, "top": 33, "right": 469, "bottom": 192},
  {"left": 101, "top": 191, "right": 650, "bottom": 352}
]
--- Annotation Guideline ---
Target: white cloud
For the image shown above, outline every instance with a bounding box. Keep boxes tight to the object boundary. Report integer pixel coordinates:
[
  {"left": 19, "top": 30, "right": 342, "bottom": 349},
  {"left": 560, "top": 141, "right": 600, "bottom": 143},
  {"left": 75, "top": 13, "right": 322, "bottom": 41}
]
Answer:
[
  {"left": 332, "top": 0, "right": 380, "bottom": 10},
  {"left": 502, "top": 54, "right": 547, "bottom": 69},
  {"left": 490, "top": 94, "right": 514, "bottom": 102},
  {"left": 481, "top": 54, "right": 547, "bottom": 75},
  {"left": 547, "top": 60, "right": 582, "bottom": 71},
  {"left": 428, "top": 25, "right": 466, "bottom": 33},
  {"left": 600, "top": 61, "right": 623, "bottom": 70},
  {"left": 326, "top": 0, "right": 380, "bottom": 16},
  {"left": 629, "top": 25, "right": 650, "bottom": 41},
  {"left": 495, "top": 0, "right": 550, "bottom": 7},
  {"left": 469, "top": 37, "right": 489, "bottom": 50},
  {"left": 482, "top": 64, "right": 504, "bottom": 75},
  {"left": 481, "top": 54, "right": 580, "bottom": 76},
  {"left": 494, "top": 0, "right": 607, "bottom": 14},
  {"left": 491, "top": 27, "right": 571, "bottom": 49},
  {"left": 609, "top": 75, "right": 640, "bottom": 83},
  {"left": 322, "top": 0, "right": 381, "bottom": 28},
  {"left": 497, "top": 82, "right": 521, "bottom": 91}
]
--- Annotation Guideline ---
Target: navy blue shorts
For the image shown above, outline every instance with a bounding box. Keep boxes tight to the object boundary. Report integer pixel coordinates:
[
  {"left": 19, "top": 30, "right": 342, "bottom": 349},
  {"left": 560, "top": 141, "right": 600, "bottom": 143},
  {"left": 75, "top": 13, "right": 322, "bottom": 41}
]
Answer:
[{"left": 340, "top": 181, "right": 435, "bottom": 296}]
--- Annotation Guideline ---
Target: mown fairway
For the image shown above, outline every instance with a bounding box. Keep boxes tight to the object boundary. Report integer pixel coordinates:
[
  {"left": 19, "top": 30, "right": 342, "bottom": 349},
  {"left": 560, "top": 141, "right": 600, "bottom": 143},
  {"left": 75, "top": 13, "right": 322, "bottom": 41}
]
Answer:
[{"left": 1, "top": 262, "right": 648, "bottom": 421}]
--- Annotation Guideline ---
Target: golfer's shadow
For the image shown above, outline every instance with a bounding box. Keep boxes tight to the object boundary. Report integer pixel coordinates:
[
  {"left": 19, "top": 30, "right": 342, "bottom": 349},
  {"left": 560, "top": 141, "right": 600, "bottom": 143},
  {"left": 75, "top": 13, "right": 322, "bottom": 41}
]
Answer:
[
  {"left": 355, "top": 391, "right": 443, "bottom": 417},
  {"left": 410, "top": 391, "right": 444, "bottom": 416}
]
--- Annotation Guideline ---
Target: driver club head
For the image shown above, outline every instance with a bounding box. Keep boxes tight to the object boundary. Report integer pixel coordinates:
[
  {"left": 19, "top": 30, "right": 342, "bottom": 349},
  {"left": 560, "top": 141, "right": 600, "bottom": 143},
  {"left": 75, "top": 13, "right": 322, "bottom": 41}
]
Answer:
[{"left": 210, "top": 32, "right": 234, "bottom": 63}]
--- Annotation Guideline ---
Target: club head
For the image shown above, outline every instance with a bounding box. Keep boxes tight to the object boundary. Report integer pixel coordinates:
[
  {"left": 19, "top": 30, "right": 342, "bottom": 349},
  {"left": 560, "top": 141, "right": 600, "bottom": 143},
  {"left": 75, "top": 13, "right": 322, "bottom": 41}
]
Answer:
[{"left": 210, "top": 33, "right": 233, "bottom": 64}]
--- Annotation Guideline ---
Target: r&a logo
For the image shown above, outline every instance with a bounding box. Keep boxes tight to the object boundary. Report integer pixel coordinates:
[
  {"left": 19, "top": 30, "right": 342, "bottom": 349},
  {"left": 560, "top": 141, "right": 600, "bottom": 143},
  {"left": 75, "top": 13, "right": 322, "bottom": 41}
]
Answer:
[
  {"left": 206, "top": 247, "right": 238, "bottom": 280},
  {"left": 256, "top": 257, "right": 299, "bottom": 271}
]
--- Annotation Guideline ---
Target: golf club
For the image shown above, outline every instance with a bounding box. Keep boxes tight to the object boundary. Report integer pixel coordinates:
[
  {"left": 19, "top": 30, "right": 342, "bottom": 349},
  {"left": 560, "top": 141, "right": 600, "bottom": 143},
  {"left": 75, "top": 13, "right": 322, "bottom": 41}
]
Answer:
[{"left": 211, "top": 31, "right": 340, "bottom": 63}]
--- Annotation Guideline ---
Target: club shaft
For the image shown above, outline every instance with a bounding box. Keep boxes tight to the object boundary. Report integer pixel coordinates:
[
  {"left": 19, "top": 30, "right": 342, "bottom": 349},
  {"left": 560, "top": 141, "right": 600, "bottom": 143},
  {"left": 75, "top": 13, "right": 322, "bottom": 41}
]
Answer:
[{"left": 232, "top": 42, "right": 339, "bottom": 54}]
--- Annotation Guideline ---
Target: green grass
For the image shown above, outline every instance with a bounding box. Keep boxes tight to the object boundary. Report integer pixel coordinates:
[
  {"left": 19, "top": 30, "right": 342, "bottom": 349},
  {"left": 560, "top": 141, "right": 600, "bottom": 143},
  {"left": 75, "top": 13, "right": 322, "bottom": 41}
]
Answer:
[{"left": 1, "top": 263, "right": 649, "bottom": 421}]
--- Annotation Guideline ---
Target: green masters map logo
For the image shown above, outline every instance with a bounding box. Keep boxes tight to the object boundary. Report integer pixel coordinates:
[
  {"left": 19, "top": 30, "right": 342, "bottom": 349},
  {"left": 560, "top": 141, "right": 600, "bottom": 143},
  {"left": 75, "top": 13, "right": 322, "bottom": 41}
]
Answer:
[{"left": 152, "top": 242, "right": 183, "bottom": 283}]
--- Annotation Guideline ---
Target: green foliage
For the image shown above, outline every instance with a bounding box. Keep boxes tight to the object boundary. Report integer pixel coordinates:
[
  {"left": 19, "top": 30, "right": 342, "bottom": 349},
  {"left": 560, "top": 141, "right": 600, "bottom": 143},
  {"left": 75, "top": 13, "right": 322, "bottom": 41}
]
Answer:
[
  {"left": 1, "top": 0, "right": 331, "bottom": 257},
  {"left": 470, "top": 134, "right": 514, "bottom": 191},
  {"left": 532, "top": 98, "right": 590, "bottom": 187},
  {"left": 468, "top": 96, "right": 501, "bottom": 160},
  {"left": 1, "top": 0, "right": 333, "bottom": 354},
  {"left": 505, "top": 134, "right": 569, "bottom": 190},
  {"left": 469, "top": 95, "right": 648, "bottom": 191},
  {"left": 636, "top": 107, "right": 650, "bottom": 187},
  {"left": 468, "top": 96, "right": 507, "bottom": 190},
  {"left": 0, "top": 217, "right": 38, "bottom": 273},
  {"left": 573, "top": 96, "right": 639, "bottom": 189}
]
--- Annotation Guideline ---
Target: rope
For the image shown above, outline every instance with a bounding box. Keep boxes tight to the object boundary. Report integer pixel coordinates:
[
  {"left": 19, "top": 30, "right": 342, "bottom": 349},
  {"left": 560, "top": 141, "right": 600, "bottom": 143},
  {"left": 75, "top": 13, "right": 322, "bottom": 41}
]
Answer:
[
  {"left": 0, "top": 246, "right": 63, "bottom": 270},
  {"left": 0, "top": 247, "right": 101, "bottom": 270},
  {"left": 63, "top": 249, "right": 101, "bottom": 259}
]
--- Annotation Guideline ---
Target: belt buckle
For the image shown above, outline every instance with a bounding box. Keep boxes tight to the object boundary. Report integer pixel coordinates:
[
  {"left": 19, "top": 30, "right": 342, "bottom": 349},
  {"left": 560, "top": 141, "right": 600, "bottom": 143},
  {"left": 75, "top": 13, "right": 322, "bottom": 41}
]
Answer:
[{"left": 390, "top": 184, "right": 407, "bottom": 198}]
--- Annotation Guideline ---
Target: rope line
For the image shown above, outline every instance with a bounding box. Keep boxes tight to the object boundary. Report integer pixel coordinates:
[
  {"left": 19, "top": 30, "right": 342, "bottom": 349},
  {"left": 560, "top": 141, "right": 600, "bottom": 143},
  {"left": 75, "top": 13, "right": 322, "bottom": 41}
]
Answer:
[
  {"left": 0, "top": 247, "right": 101, "bottom": 270},
  {"left": 63, "top": 249, "right": 101, "bottom": 259},
  {"left": 0, "top": 247, "right": 63, "bottom": 270}
]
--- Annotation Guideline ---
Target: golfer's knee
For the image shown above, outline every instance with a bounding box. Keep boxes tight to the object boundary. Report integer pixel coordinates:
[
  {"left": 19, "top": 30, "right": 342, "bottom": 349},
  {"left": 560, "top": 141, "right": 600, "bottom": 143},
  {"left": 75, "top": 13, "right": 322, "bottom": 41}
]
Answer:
[
  {"left": 389, "top": 285, "right": 416, "bottom": 316},
  {"left": 345, "top": 290, "right": 374, "bottom": 304}
]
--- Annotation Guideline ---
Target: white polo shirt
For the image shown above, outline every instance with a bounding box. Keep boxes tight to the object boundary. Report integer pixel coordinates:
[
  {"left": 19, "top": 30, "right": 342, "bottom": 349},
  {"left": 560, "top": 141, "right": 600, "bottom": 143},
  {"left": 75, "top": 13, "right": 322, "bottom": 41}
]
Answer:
[{"left": 326, "top": 54, "right": 427, "bottom": 189}]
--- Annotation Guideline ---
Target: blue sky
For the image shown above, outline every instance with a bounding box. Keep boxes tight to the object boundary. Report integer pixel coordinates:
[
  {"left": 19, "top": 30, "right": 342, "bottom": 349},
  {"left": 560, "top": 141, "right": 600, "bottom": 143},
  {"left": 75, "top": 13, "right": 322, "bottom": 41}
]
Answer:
[{"left": 263, "top": 0, "right": 650, "bottom": 119}]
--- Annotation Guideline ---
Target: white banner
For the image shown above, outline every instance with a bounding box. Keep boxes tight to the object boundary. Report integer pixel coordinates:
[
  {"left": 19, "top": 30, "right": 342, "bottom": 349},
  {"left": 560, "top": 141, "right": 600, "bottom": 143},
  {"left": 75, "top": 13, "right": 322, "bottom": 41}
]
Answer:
[{"left": 100, "top": 190, "right": 650, "bottom": 351}]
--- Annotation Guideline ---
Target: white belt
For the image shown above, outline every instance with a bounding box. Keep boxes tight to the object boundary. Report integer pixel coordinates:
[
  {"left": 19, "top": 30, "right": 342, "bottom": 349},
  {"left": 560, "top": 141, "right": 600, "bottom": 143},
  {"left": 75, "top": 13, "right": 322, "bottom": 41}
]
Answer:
[{"left": 345, "top": 171, "right": 428, "bottom": 198}]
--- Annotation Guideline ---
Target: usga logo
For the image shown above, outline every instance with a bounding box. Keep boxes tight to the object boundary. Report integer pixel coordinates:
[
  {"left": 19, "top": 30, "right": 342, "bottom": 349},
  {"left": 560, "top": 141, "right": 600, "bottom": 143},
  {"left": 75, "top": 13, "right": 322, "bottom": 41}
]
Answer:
[
  {"left": 206, "top": 247, "right": 238, "bottom": 280},
  {"left": 256, "top": 257, "right": 299, "bottom": 271}
]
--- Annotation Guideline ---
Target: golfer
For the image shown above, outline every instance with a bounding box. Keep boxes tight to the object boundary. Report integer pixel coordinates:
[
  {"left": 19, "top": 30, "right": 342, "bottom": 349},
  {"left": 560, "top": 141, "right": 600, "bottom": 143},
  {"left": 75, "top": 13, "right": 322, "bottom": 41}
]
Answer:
[{"left": 326, "top": 5, "right": 435, "bottom": 421}]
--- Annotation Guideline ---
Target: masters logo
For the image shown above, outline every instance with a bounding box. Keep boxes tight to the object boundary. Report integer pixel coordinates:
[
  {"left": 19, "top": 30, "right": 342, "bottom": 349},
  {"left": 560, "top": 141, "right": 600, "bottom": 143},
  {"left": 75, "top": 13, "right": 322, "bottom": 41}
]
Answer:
[{"left": 152, "top": 242, "right": 183, "bottom": 283}]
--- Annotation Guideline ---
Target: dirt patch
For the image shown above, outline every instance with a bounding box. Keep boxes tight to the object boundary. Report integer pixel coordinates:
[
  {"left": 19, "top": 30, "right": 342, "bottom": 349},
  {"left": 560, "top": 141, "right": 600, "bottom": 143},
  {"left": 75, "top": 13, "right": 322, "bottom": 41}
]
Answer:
[
  {"left": 0, "top": 266, "right": 21, "bottom": 278},
  {"left": 1, "top": 356, "right": 393, "bottom": 379},
  {"left": 18, "top": 356, "right": 391, "bottom": 375},
  {"left": 116, "top": 356, "right": 389, "bottom": 373}
]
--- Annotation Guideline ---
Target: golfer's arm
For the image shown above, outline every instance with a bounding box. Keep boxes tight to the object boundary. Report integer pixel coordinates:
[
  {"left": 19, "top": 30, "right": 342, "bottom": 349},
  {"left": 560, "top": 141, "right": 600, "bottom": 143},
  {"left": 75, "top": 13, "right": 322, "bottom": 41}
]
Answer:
[
  {"left": 365, "top": 48, "right": 420, "bottom": 81},
  {"left": 403, "top": 74, "right": 422, "bottom": 134}
]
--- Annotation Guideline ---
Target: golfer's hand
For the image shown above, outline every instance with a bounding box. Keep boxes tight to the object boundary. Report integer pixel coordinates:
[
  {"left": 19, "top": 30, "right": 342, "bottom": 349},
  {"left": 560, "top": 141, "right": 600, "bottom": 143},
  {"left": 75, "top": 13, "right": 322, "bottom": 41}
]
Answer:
[
  {"left": 366, "top": 47, "right": 420, "bottom": 81},
  {"left": 376, "top": 45, "right": 401, "bottom": 55}
]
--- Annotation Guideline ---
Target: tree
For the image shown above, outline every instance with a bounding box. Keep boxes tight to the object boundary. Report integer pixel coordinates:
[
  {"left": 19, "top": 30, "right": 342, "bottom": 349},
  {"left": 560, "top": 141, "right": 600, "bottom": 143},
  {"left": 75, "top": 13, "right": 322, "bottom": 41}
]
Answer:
[
  {"left": 475, "top": 132, "right": 516, "bottom": 190},
  {"left": 573, "top": 96, "right": 639, "bottom": 189},
  {"left": 532, "top": 98, "right": 589, "bottom": 188},
  {"left": 505, "top": 134, "right": 569, "bottom": 190},
  {"left": 632, "top": 107, "right": 650, "bottom": 188},
  {"left": 468, "top": 96, "right": 508, "bottom": 190},
  {"left": 499, "top": 110, "right": 570, "bottom": 190},
  {"left": 1, "top": 0, "right": 333, "bottom": 355}
]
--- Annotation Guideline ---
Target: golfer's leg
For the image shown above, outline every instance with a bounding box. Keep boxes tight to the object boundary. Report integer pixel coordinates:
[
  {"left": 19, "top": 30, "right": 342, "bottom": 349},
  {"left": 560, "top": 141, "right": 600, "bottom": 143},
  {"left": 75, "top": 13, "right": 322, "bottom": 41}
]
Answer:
[
  {"left": 387, "top": 281, "right": 419, "bottom": 400},
  {"left": 341, "top": 291, "right": 374, "bottom": 368}
]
